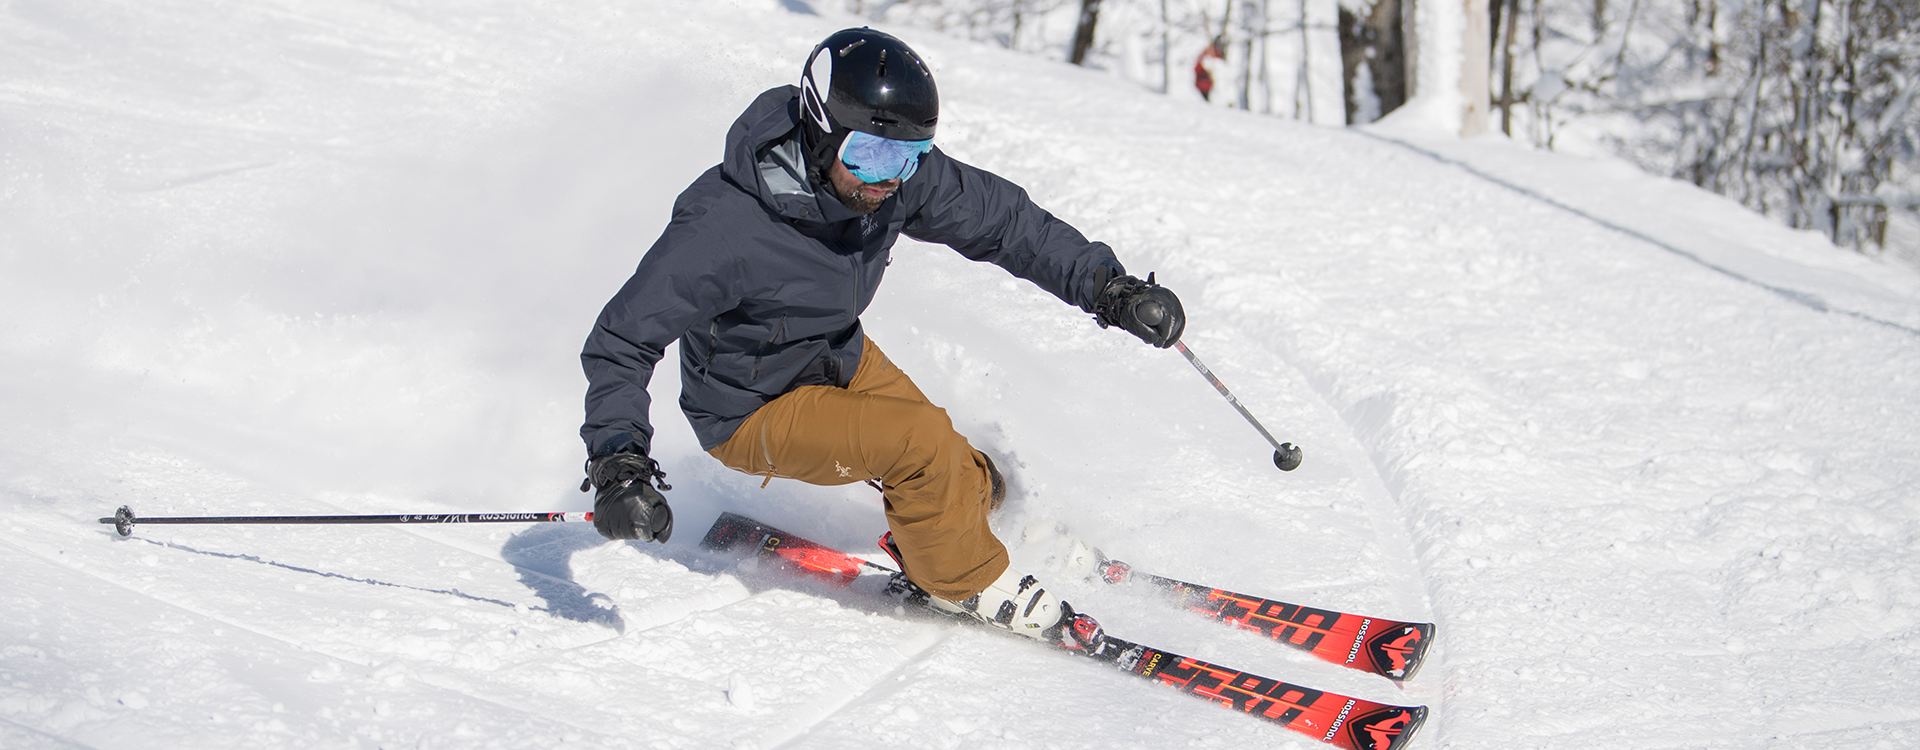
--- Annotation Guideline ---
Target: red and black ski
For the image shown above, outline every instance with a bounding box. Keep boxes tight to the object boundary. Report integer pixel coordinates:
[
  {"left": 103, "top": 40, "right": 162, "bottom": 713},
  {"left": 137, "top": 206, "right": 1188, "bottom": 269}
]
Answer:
[
  {"left": 1093, "top": 553, "right": 1435, "bottom": 682},
  {"left": 700, "top": 512, "right": 1428, "bottom": 750}
]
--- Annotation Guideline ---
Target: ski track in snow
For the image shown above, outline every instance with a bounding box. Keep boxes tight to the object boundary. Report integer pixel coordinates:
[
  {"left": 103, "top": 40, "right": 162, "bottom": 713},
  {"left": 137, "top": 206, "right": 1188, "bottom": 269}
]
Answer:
[
  {"left": 758, "top": 629, "right": 950, "bottom": 750},
  {"left": 1356, "top": 130, "right": 1920, "bottom": 338},
  {"left": 0, "top": 536, "right": 605, "bottom": 748},
  {"left": 5, "top": 1, "right": 1920, "bottom": 748}
]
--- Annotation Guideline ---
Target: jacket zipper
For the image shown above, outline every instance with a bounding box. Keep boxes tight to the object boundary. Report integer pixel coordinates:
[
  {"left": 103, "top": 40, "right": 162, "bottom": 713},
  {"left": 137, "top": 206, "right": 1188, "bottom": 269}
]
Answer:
[
  {"left": 699, "top": 320, "right": 718, "bottom": 384},
  {"left": 749, "top": 314, "right": 788, "bottom": 381},
  {"left": 757, "top": 418, "right": 781, "bottom": 487}
]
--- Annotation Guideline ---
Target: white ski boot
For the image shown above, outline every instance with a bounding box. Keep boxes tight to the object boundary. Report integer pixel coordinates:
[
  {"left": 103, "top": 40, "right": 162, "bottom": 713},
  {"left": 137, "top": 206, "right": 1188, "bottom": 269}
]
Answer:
[
  {"left": 879, "top": 533, "right": 1069, "bottom": 638},
  {"left": 920, "top": 566, "right": 1067, "bottom": 639}
]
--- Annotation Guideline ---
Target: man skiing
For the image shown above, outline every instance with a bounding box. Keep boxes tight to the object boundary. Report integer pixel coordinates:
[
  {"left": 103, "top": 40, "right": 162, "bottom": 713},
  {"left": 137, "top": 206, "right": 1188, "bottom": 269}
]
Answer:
[{"left": 579, "top": 28, "right": 1184, "bottom": 641}]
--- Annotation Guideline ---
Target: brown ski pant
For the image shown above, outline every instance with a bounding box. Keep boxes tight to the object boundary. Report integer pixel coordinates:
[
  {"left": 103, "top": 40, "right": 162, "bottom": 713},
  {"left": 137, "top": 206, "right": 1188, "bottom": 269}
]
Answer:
[{"left": 707, "top": 336, "right": 1007, "bottom": 601}]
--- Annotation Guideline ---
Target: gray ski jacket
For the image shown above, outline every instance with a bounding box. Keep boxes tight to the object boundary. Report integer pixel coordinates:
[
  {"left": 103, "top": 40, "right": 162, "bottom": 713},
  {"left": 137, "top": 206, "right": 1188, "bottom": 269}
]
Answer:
[{"left": 581, "top": 85, "right": 1124, "bottom": 457}]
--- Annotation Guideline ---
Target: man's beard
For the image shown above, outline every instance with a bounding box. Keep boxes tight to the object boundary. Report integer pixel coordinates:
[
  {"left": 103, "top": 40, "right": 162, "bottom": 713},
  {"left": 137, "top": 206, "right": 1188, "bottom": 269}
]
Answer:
[{"left": 829, "top": 179, "right": 888, "bottom": 214}]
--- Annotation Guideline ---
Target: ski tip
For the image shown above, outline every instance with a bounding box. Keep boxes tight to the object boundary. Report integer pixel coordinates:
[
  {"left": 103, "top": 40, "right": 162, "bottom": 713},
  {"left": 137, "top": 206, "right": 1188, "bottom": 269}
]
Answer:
[
  {"left": 1395, "top": 705, "right": 1429, "bottom": 750},
  {"left": 1398, "top": 623, "right": 1436, "bottom": 682}
]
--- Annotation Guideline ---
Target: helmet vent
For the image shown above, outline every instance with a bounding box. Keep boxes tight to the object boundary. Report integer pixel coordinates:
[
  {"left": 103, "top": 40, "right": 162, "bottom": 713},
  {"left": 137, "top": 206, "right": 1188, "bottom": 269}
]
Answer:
[
  {"left": 838, "top": 39, "right": 866, "bottom": 57},
  {"left": 877, "top": 49, "right": 888, "bottom": 77}
]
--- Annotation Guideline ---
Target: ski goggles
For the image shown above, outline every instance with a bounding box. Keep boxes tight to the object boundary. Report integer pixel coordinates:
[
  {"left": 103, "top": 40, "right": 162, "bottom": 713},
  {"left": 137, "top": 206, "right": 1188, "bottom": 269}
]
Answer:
[{"left": 838, "top": 130, "right": 934, "bottom": 183}]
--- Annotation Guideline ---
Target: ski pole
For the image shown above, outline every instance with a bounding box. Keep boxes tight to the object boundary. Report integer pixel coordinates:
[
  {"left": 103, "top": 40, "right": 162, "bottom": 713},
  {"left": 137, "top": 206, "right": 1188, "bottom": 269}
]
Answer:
[
  {"left": 98, "top": 505, "right": 592, "bottom": 537},
  {"left": 1173, "top": 341, "right": 1304, "bottom": 472}
]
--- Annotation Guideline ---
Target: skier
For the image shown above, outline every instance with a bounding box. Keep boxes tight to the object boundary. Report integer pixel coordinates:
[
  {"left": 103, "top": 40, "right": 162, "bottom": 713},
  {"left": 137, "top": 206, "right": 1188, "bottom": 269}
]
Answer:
[
  {"left": 1195, "top": 36, "right": 1227, "bottom": 102},
  {"left": 578, "top": 28, "right": 1184, "bottom": 641}
]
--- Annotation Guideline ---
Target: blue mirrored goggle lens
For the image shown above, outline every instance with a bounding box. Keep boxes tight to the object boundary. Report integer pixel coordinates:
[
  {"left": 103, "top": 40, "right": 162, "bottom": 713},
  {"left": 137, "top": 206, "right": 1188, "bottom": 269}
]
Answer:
[{"left": 839, "top": 130, "right": 934, "bottom": 183}]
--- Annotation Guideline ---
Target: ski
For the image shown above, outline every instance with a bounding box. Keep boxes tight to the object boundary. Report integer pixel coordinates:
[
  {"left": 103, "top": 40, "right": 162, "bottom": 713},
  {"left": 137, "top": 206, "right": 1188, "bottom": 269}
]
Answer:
[
  {"left": 700, "top": 512, "right": 1427, "bottom": 750},
  {"left": 1089, "top": 551, "right": 1435, "bottom": 682}
]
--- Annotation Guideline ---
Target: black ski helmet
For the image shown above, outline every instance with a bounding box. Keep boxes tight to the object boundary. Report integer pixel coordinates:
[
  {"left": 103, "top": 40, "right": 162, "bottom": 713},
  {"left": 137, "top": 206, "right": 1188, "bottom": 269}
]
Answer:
[{"left": 798, "top": 28, "right": 939, "bottom": 180}]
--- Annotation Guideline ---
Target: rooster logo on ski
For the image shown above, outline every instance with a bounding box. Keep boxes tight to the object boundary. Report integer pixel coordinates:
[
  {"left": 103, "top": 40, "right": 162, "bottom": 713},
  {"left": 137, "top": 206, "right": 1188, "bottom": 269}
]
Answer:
[{"left": 1364, "top": 625, "right": 1430, "bottom": 679}]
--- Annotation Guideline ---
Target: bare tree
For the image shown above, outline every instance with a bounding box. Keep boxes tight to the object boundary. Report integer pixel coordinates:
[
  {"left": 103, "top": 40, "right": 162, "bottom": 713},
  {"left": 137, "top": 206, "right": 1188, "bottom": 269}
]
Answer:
[
  {"left": 1667, "top": 0, "right": 1919, "bottom": 249},
  {"left": 1071, "top": 0, "right": 1104, "bottom": 63},
  {"left": 1340, "top": 0, "right": 1407, "bottom": 124},
  {"left": 1502, "top": 0, "right": 1917, "bottom": 255},
  {"left": 1496, "top": 0, "right": 1520, "bottom": 134}
]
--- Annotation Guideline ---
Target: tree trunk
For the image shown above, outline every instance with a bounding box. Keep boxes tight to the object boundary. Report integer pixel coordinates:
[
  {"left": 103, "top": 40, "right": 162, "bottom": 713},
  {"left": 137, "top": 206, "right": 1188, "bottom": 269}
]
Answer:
[
  {"left": 1498, "top": 0, "right": 1519, "bottom": 134},
  {"left": 1261, "top": 0, "right": 1276, "bottom": 113},
  {"left": 1339, "top": 0, "right": 1407, "bottom": 124},
  {"left": 1403, "top": 0, "right": 1421, "bottom": 102},
  {"left": 1490, "top": 0, "right": 1504, "bottom": 56},
  {"left": 1461, "top": 0, "right": 1492, "bottom": 135},
  {"left": 1161, "top": 0, "right": 1172, "bottom": 92},
  {"left": 1071, "top": 0, "right": 1104, "bottom": 65},
  {"left": 1294, "top": 0, "right": 1311, "bottom": 120},
  {"left": 1241, "top": 1, "right": 1258, "bottom": 109}
]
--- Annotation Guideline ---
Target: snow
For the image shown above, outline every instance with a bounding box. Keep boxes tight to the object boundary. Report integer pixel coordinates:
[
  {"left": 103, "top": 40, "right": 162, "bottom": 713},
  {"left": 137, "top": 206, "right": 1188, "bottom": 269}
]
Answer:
[{"left": 4, "top": 1, "right": 1920, "bottom": 748}]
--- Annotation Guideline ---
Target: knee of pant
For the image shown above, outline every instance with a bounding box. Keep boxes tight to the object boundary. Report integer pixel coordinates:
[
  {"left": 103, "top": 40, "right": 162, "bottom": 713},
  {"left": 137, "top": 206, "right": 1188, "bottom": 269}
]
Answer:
[{"left": 888, "top": 402, "right": 966, "bottom": 458}]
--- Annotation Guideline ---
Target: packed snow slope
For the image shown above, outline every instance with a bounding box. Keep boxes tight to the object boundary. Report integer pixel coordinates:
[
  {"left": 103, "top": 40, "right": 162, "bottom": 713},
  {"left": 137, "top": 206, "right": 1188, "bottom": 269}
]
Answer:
[{"left": 4, "top": 1, "right": 1919, "bottom": 748}]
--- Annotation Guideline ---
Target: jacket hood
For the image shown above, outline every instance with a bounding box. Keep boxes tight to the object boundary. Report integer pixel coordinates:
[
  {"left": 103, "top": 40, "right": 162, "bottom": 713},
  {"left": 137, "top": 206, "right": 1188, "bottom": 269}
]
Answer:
[{"left": 722, "top": 86, "right": 860, "bottom": 224}]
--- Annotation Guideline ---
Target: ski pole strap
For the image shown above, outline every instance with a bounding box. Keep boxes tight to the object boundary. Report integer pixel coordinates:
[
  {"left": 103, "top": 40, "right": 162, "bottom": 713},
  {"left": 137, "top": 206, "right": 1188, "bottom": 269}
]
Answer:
[{"left": 98, "top": 505, "right": 592, "bottom": 537}]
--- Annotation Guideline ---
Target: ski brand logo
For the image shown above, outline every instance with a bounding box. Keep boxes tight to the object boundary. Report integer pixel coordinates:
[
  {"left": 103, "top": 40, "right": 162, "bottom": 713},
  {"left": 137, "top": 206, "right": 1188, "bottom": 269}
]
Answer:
[
  {"left": 1321, "top": 698, "right": 1358, "bottom": 741},
  {"left": 1349, "top": 707, "right": 1421, "bottom": 750},
  {"left": 1343, "top": 617, "right": 1373, "bottom": 664},
  {"left": 1367, "top": 625, "right": 1426, "bottom": 676}
]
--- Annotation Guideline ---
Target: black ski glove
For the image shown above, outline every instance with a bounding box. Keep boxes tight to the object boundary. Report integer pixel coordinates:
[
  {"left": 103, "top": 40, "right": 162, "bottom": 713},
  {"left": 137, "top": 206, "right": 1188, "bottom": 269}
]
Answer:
[
  {"left": 1094, "top": 272, "right": 1185, "bottom": 349},
  {"left": 581, "top": 451, "right": 673, "bottom": 543}
]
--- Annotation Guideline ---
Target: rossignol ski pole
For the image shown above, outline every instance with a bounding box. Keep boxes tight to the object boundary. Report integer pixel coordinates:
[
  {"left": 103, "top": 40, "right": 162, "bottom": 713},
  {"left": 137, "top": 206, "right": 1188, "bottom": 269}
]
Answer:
[
  {"left": 98, "top": 505, "right": 592, "bottom": 537},
  {"left": 1173, "top": 340, "right": 1304, "bottom": 472}
]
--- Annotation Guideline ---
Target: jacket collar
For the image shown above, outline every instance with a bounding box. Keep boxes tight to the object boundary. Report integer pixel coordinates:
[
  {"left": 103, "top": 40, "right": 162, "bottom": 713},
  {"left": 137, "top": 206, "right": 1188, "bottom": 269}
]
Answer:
[{"left": 722, "top": 86, "right": 877, "bottom": 226}]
